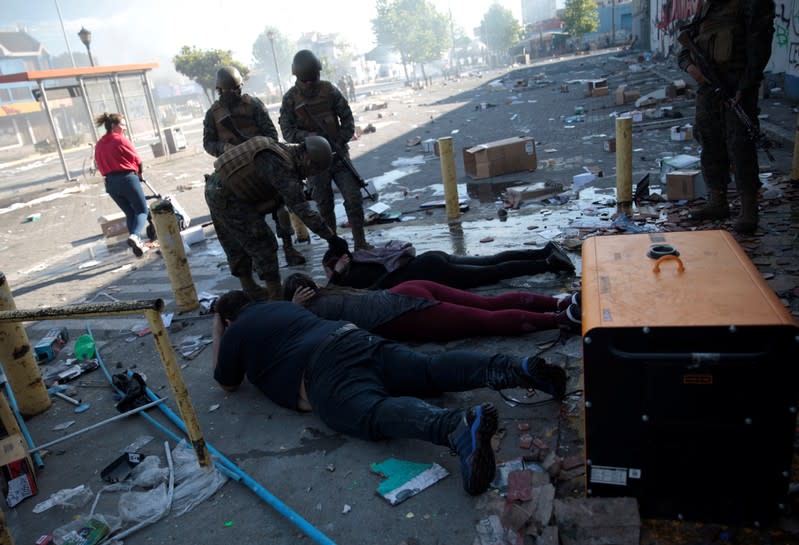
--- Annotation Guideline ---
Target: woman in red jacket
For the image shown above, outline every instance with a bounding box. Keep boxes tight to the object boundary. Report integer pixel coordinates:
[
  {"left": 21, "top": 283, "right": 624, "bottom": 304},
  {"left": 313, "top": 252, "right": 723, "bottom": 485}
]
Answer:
[{"left": 94, "top": 113, "right": 147, "bottom": 257}]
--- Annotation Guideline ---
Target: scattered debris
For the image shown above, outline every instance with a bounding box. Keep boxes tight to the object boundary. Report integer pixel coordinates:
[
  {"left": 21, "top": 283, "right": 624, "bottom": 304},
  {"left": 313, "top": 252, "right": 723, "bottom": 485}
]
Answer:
[{"left": 371, "top": 458, "right": 449, "bottom": 505}]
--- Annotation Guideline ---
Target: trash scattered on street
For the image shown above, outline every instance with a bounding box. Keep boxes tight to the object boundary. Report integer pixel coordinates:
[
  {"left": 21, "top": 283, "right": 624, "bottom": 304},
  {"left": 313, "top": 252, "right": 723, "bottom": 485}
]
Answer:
[{"left": 371, "top": 458, "right": 449, "bottom": 505}]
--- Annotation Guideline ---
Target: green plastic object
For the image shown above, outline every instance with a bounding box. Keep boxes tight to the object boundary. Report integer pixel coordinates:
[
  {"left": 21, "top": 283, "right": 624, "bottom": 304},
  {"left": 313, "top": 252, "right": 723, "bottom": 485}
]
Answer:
[{"left": 74, "top": 334, "right": 96, "bottom": 361}]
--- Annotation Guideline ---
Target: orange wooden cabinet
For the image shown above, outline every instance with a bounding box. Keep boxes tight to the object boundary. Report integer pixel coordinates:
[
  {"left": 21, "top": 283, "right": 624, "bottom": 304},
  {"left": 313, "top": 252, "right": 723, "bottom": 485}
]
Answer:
[{"left": 580, "top": 230, "right": 798, "bottom": 524}]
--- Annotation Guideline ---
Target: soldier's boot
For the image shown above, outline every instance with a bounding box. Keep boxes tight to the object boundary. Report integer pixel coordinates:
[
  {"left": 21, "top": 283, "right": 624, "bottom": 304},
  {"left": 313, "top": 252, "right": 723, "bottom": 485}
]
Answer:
[
  {"left": 238, "top": 275, "right": 271, "bottom": 301},
  {"left": 266, "top": 278, "right": 284, "bottom": 301},
  {"left": 351, "top": 224, "right": 373, "bottom": 251},
  {"left": 282, "top": 236, "right": 307, "bottom": 266},
  {"left": 733, "top": 191, "right": 759, "bottom": 235},
  {"left": 689, "top": 189, "right": 730, "bottom": 222}
]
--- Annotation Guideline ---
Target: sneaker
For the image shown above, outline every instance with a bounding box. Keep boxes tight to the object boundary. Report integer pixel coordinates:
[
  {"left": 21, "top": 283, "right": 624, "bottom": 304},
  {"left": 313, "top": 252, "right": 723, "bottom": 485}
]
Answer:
[
  {"left": 516, "top": 357, "right": 567, "bottom": 401},
  {"left": 127, "top": 235, "right": 145, "bottom": 258},
  {"left": 544, "top": 241, "right": 575, "bottom": 272},
  {"left": 448, "top": 403, "right": 498, "bottom": 496},
  {"left": 554, "top": 291, "right": 581, "bottom": 311},
  {"left": 556, "top": 303, "right": 582, "bottom": 334}
]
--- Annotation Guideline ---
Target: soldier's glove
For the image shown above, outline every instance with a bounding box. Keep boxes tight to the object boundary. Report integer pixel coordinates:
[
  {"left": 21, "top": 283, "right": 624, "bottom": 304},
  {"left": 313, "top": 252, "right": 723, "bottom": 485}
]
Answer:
[{"left": 327, "top": 235, "right": 350, "bottom": 257}]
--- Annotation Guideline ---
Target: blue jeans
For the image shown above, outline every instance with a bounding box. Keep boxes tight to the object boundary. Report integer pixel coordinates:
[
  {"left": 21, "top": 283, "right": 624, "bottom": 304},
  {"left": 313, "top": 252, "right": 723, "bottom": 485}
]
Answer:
[
  {"left": 105, "top": 172, "right": 148, "bottom": 238},
  {"left": 306, "top": 329, "right": 516, "bottom": 445}
]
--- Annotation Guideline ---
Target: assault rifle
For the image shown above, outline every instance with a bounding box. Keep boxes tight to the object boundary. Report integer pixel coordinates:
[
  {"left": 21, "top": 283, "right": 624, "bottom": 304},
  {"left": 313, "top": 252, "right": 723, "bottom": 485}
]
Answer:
[
  {"left": 295, "top": 103, "right": 377, "bottom": 201},
  {"left": 677, "top": 27, "right": 775, "bottom": 161}
]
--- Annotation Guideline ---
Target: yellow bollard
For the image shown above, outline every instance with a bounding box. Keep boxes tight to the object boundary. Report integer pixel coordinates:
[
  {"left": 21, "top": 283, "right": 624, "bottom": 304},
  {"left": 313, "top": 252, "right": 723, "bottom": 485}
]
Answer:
[
  {"left": 145, "top": 309, "right": 210, "bottom": 467},
  {"left": 0, "top": 392, "right": 21, "bottom": 437},
  {"left": 0, "top": 273, "right": 51, "bottom": 416},
  {"left": 150, "top": 200, "right": 199, "bottom": 313},
  {"left": 615, "top": 116, "right": 633, "bottom": 216},
  {"left": 290, "top": 212, "right": 310, "bottom": 243},
  {"left": 0, "top": 507, "right": 15, "bottom": 545},
  {"left": 792, "top": 111, "right": 799, "bottom": 181},
  {"left": 437, "top": 136, "right": 460, "bottom": 221}
]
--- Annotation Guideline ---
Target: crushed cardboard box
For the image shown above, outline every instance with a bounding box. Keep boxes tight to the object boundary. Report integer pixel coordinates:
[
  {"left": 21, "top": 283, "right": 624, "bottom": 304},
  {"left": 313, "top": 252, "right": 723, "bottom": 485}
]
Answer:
[{"left": 0, "top": 434, "right": 38, "bottom": 507}]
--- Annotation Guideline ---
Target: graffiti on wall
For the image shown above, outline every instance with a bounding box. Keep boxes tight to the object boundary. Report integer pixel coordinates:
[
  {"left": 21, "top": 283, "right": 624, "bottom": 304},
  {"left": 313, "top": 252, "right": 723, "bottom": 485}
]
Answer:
[
  {"left": 652, "top": 0, "right": 702, "bottom": 56},
  {"left": 772, "top": 0, "right": 799, "bottom": 77}
]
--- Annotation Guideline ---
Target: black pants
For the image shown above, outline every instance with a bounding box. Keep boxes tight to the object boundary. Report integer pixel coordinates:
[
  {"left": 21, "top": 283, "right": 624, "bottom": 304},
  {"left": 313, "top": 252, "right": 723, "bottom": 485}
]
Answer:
[
  {"left": 377, "top": 249, "right": 551, "bottom": 289},
  {"left": 305, "top": 329, "right": 516, "bottom": 445}
]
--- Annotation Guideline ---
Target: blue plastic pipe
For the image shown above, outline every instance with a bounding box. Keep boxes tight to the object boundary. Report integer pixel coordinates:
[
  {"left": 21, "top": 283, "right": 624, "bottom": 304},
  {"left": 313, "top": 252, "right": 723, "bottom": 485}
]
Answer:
[
  {"left": 88, "top": 325, "right": 337, "bottom": 545},
  {"left": 0, "top": 363, "right": 45, "bottom": 468}
]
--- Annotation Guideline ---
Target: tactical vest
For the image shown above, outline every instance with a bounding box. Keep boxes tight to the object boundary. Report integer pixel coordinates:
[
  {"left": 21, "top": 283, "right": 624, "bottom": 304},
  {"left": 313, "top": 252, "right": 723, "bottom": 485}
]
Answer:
[
  {"left": 213, "top": 136, "right": 292, "bottom": 202},
  {"left": 290, "top": 81, "right": 339, "bottom": 141},
  {"left": 694, "top": 0, "right": 746, "bottom": 71},
  {"left": 210, "top": 95, "right": 261, "bottom": 145}
]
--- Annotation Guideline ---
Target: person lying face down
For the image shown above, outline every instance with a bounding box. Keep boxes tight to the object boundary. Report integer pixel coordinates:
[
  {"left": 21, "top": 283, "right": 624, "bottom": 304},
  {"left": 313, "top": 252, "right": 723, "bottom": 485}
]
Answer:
[
  {"left": 211, "top": 290, "right": 568, "bottom": 496},
  {"left": 322, "top": 241, "right": 576, "bottom": 291},
  {"left": 285, "top": 272, "right": 582, "bottom": 342}
]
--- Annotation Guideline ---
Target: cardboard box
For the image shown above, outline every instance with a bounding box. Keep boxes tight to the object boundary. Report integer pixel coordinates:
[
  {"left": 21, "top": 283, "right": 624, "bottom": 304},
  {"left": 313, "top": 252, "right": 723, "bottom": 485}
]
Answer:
[
  {"left": 98, "top": 212, "right": 127, "bottom": 238},
  {"left": 462, "top": 137, "right": 537, "bottom": 179},
  {"left": 587, "top": 79, "right": 609, "bottom": 97},
  {"left": 670, "top": 124, "right": 694, "bottom": 141},
  {"left": 0, "top": 434, "right": 38, "bottom": 507},
  {"left": 604, "top": 138, "right": 616, "bottom": 152},
  {"left": 666, "top": 169, "right": 706, "bottom": 200},
  {"left": 615, "top": 85, "right": 628, "bottom": 105},
  {"left": 505, "top": 181, "right": 564, "bottom": 207}
]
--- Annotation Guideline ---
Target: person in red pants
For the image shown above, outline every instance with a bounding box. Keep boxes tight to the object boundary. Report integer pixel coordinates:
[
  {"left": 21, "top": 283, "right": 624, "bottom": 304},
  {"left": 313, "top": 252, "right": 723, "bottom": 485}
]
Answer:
[{"left": 284, "top": 273, "right": 581, "bottom": 341}]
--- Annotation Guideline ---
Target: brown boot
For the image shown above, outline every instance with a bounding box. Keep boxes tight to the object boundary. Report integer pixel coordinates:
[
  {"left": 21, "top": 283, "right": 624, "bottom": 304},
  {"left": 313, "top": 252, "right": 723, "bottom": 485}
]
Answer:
[
  {"left": 238, "top": 275, "right": 271, "bottom": 301},
  {"left": 266, "top": 278, "right": 284, "bottom": 301},
  {"left": 352, "top": 225, "right": 373, "bottom": 251},
  {"left": 689, "top": 189, "right": 730, "bottom": 222},
  {"left": 282, "top": 236, "right": 307, "bottom": 266},
  {"left": 733, "top": 191, "right": 759, "bottom": 235}
]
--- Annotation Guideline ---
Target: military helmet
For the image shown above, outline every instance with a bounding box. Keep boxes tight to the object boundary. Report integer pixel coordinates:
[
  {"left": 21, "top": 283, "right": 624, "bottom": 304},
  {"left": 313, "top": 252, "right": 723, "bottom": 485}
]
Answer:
[
  {"left": 304, "top": 136, "right": 332, "bottom": 171},
  {"left": 216, "top": 66, "right": 243, "bottom": 90},
  {"left": 291, "top": 50, "right": 322, "bottom": 81}
]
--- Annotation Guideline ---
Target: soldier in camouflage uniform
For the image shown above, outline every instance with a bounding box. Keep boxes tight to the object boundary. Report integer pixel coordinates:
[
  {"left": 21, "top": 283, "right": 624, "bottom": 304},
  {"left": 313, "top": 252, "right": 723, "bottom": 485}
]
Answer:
[
  {"left": 204, "top": 136, "right": 349, "bottom": 300},
  {"left": 203, "top": 66, "right": 307, "bottom": 266},
  {"left": 678, "top": 0, "right": 775, "bottom": 235},
  {"left": 279, "top": 50, "right": 372, "bottom": 250}
]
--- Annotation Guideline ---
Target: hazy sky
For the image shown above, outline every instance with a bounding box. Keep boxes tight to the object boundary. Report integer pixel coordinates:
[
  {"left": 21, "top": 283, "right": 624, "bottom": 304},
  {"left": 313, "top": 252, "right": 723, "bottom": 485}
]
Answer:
[{"left": 3, "top": 0, "right": 527, "bottom": 79}]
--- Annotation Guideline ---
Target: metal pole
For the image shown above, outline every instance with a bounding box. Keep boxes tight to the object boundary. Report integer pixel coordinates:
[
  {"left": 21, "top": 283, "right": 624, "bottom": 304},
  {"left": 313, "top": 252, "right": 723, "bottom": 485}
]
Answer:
[
  {"left": 142, "top": 71, "right": 169, "bottom": 158},
  {"left": 54, "top": 0, "right": 76, "bottom": 68},
  {"left": 615, "top": 115, "right": 633, "bottom": 216},
  {"left": 37, "top": 81, "right": 74, "bottom": 183},
  {"left": 29, "top": 398, "right": 166, "bottom": 453},
  {"left": 144, "top": 309, "right": 209, "bottom": 467},
  {"left": 269, "top": 36, "right": 284, "bottom": 96},
  {"left": 149, "top": 200, "right": 199, "bottom": 312},
  {"left": 437, "top": 136, "right": 460, "bottom": 220},
  {"left": 0, "top": 273, "right": 51, "bottom": 416},
  {"left": 113, "top": 74, "right": 134, "bottom": 143},
  {"left": 77, "top": 77, "right": 98, "bottom": 142}
]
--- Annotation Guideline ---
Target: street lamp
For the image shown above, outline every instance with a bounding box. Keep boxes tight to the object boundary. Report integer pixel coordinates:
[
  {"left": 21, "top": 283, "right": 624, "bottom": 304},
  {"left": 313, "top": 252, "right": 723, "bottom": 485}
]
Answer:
[
  {"left": 78, "top": 27, "right": 95, "bottom": 67},
  {"left": 266, "top": 30, "right": 283, "bottom": 96}
]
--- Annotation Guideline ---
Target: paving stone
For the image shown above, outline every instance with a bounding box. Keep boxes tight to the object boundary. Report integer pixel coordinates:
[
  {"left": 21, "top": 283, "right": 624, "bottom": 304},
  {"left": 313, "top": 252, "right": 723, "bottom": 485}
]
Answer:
[{"left": 554, "top": 497, "right": 641, "bottom": 545}]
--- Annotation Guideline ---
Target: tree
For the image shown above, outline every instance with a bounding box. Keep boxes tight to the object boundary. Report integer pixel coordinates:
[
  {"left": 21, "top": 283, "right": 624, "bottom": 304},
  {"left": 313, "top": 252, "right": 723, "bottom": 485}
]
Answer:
[
  {"left": 373, "top": 0, "right": 451, "bottom": 84},
  {"left": 173, "top": 46, "right": 250, "bottom": 105},
  {"left": 252, "top": 28, "right": 295, "bottom": 92},
  {"left": 561, "top": 0, "right": 599, "bottom": 42},
  {"left": 478, "top": 3, "right": 522, "bottom": 55}
]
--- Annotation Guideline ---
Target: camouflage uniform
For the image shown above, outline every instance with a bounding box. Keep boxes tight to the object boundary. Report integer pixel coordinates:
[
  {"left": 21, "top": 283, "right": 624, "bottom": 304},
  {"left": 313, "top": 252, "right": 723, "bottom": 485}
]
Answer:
[
  {"left": 203, "top": 93, "right": 301, "bottom": 262},
  {"left": 279, "top": 81, "right": 369, "bottom": 249},
  {"left": 204, "top": 141, "right": 336, "bottom": 289},
  {"left": 678, "top": 0, "right": 775, "bottom": 234}
]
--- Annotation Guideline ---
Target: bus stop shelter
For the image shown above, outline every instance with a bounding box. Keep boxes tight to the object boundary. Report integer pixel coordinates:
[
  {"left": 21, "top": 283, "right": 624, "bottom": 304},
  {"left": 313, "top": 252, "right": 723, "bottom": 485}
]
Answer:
[{"left": 0, "top": 63, "right": 167, "bottom": 184}]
